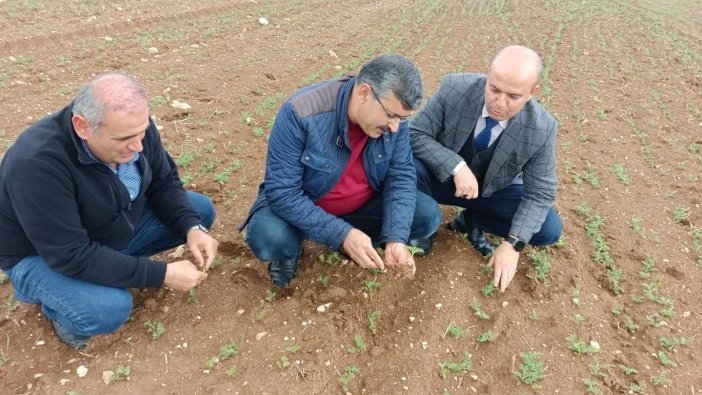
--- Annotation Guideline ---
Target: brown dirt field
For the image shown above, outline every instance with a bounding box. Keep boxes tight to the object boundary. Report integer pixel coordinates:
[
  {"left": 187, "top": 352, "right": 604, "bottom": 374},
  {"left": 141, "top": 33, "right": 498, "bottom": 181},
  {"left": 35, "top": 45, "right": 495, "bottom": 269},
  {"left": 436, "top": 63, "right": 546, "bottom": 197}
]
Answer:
[{"left": 1, "top": 0, "right": 701, "bottom": 394}]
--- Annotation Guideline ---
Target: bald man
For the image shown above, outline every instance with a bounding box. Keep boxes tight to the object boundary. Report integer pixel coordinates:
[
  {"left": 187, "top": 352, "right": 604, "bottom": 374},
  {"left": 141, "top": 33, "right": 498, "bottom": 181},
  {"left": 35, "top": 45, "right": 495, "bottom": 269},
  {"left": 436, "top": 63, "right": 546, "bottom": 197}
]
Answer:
[
  {"left": 409, "top": 45, "right": 562, "bottom": 291},
  {"left": 0, "top": 73, "right": 218, "bottom": 348}
]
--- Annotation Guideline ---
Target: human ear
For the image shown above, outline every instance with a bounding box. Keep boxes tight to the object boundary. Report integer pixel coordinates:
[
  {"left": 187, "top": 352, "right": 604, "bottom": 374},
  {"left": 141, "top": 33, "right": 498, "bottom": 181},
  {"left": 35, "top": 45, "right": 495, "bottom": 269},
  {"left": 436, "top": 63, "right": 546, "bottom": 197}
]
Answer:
[{"left": 72, "top": 115, "right": 91, "bottom": 140}]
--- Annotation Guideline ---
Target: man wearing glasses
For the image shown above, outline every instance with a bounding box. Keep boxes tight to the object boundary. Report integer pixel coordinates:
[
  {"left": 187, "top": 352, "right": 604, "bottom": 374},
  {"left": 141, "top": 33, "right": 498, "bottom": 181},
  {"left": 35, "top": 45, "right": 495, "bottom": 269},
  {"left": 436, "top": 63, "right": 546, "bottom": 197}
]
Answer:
[
  {"left": 240, "top": 54, "right": 441, "bottom": 288},
  {"left": 410, "top": 45, "right": 563, "bottom": 292}
]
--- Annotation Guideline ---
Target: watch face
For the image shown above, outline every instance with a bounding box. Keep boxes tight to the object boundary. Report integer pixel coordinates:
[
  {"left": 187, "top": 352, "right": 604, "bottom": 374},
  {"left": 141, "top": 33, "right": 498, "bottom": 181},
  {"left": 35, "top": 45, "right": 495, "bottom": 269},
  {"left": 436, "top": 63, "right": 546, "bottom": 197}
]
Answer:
[{"left": 509, "top": 237, "right": 526, "bottom": 252}]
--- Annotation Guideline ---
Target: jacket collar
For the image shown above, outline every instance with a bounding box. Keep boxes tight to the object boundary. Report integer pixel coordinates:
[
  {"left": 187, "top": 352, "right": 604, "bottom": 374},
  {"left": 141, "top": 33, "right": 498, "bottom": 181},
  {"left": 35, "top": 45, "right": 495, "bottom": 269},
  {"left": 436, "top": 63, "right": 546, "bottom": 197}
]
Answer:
[{"left": 335, "top": 76, "right": 356, "bottom": 149}]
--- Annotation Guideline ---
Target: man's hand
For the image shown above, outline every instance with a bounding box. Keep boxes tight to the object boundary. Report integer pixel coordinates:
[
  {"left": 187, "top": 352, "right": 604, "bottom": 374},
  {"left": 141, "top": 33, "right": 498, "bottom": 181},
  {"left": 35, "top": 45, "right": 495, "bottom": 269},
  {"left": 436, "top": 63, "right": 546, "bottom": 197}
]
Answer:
[
  {"left": 453, "top": 165, "right": 479, "bottom": 199},
  {"left": 163, "top": 260, "right": 208, "bottom": 291},
  {"left": 384, "top": 242, "right": 415, "bottom": 276},
  {"left": 342, "top": 228, "right": 384, "bottom": 270},
  {"left": 186, "top": 228, "right": 219, "bottom": 271},
  {"left": 488, "top": 241, "right": 520, "bottom": 291}
]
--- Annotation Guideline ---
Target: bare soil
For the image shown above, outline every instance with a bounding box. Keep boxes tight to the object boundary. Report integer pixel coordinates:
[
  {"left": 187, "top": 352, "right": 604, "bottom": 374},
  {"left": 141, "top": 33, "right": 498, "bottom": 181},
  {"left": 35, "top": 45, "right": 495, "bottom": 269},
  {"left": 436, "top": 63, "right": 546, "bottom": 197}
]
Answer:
[{"left": 1, "top": 1, "right": 701, "bottom": 394}]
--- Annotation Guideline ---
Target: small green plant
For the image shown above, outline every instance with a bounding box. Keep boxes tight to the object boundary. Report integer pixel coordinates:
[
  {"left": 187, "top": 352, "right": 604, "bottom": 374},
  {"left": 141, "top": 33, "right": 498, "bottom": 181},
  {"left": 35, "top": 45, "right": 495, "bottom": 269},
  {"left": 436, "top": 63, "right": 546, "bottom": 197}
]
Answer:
[
  {"left": 672, "top": 205, "right": 690, "bottom": 224},
  {"left": 529, "top": 309, "right": 540, "bottom": 320},
  {"left": 438, "top": 352, "right": 473, "bottom": 378},
  {"left": 144, "top": 320, "right": 165, "bottom": 340},
  {"left": 368, "top": 310, "right": 381, "bottom": 335},
  {"left": 588, "top": 358, "right": 611, "bottom": 377},
  {"left": 110, "top": 365, "right": 131, "bottom": 382},
  {"left": 470, "top": 297, "right": 490, "bottom": 320},
  {"left": 176, "top": 152, "right": 196, "bottom": 167},
  {"left": 477, "top": 330, "right": 498, "bottom": 343},
  {"left": 480, "top": 281, "right": 496, "bottom": 296},
  {"left": 527, "top": 249, "right": 551, "bottom": 284},
  {"left": 624, "top": 315, "right": 639, "bottom": 333},
  {"left": 339, "top": 365, "right": 359, "bottom": 392},
  {"left": 583, "top": 378, "right": 602, "bottom": 394},
  {"left": 277, "top": 355, "right": 291, "bottom": 369},
  {"left": 650, "top": 369, "right": 672, "bottom": 386},
  {"left": 571, "top": 285, "right": 581, "bottom": 306},
  {"left": 265, "top": 290, "right": 277, "bottom": 302},
  {"left": 611, "top": 302, "right": 623, "bottom": 316},
  {"left": 148, "top": 95, "right": 167, "bottom": 109},
  {"left": 353, "top": 335, "right": 367, "bottom": 352},
  {"left": 566, "top": 334, "right": 598, "bottom": 355},
  {"left": 612, "top": 163, "right": 630, "bottom": 184},
  {"left": 640, "top": 256, "right": 657, "bottom": 278},
  {"left": 630, "top": 217, "right": 645, "bottom": 238},
  {"left": 205, "top": 342, "right": 238, "bottom": 369},
  {"left": 226, "top": 365, "right": 237, "bottom": 377},
  {"left": 659, "top": 336, "right": 690, "bottom": 349},
  {"left": 363, "top": 278, "right": 382, "bottom": 293},
  {"left": 0, "top": 271, "right": 8, "bottom": 284},
  {"left": 442, "top": 322, "right": 466, "bottom": 339},
  {"left": 187, "top": 288, "right": 200, "bottom": 304},
  {"left": 514, "top": 352, "right": 546, "bottom": 387},
  {"left": 317, "top": 275, "right": 330, "bottom": 288},
  {"left": 326, "top": 251, "right": 342, "bottom": 265},
  {"left": 618, "top": 364, "right": 638, "bottom": 375},
  {"left": 4, "top": 296, "right": 19, "bottom": 313},
  {"left": 210, "top": 256, "right": 224, "bottom": 270},
  {"left": 657, "top": 350, "right": 676, "bottom": 367}
]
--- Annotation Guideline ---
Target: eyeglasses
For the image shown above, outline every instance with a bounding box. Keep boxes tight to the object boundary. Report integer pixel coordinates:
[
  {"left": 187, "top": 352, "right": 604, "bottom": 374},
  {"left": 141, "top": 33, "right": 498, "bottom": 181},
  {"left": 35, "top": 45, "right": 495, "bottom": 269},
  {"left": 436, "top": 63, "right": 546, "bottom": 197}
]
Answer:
[{"left": 369, "top": 85, "right": 412, "bottom": 122}]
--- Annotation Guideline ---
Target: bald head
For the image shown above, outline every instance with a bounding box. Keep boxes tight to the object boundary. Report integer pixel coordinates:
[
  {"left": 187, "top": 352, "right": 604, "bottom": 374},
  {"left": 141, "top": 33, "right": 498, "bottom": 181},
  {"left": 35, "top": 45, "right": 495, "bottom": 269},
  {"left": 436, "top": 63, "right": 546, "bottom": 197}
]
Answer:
[
  {"left": 490, "top": 45, "right": 543, "bottom": 88},
  {"left": 72, "top": 72, "right": 148, "bottom": 133},
  {"left": 484, "top": 46, "right": 543, "bottom": 121}
]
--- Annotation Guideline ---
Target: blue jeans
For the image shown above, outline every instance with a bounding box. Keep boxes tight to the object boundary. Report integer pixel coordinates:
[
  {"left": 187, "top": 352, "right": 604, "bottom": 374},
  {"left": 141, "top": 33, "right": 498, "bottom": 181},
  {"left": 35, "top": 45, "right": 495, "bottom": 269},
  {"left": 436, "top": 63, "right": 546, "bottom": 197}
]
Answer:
[
  {"left": 246, "top": 191, "right": 441, "bottom": 261},
  {"left": 414, "top": 158, "right": 562, "bottom": 246},
  {"left": 4, "top": 192, "right": 215, "bottom": 337}
]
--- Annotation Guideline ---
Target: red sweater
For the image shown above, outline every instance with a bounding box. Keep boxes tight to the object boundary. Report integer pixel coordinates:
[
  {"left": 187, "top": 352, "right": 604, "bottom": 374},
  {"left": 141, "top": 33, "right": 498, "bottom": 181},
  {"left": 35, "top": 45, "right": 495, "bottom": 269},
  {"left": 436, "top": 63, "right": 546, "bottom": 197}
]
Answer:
[{"left": 315, "top": 120, "right": 374, "bottom": 216}]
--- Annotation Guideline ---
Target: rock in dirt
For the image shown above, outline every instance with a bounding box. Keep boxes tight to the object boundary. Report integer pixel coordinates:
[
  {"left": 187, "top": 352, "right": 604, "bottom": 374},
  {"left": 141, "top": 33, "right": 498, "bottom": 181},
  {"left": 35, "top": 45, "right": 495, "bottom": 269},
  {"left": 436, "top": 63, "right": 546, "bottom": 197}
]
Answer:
[
  {"left": 102, "top": 371, "right": 113, "bottom": 385},
  {"left": 255, "top": 331, "right": 268, "bottom": 341}
]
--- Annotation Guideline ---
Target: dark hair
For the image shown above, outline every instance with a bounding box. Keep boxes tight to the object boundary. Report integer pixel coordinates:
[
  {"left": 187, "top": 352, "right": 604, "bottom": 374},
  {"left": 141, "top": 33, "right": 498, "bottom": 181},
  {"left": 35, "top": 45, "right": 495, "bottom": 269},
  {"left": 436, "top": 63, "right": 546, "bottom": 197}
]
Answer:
[
  {"left": 356, "top": 54, "right": 423, "bottom": 110},
  {"left": 72, "top": 72, "right": 147, "bottom": 134}
]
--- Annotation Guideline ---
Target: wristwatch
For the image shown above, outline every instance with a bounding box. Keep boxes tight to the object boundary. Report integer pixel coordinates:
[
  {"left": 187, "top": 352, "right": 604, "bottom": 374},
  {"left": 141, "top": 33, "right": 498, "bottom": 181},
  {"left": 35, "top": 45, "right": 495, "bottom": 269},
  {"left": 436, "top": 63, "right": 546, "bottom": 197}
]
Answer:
[
  {"left": 188, "top": 224, "right": 209, "bottom": 233},
  {"left": 506, "top": 234, "right": 526, "bottom": 252}
]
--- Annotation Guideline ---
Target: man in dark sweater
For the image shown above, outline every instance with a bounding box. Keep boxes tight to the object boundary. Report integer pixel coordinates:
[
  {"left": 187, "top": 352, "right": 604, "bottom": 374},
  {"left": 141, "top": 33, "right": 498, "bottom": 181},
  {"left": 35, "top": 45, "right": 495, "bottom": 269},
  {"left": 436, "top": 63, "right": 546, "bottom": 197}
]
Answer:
[{"left": 0, "top": 73, "right": 218, "bottom": 348}]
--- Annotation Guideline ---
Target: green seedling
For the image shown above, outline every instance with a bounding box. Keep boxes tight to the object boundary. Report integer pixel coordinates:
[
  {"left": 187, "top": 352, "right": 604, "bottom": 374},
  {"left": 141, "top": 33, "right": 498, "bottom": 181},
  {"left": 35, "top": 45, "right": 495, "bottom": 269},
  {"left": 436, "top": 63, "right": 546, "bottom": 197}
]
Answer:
[
  {"left": 438, "top": 352, "right": 473, "bottom": 378},
  {"left": 367, "top": 310, "right": 381, "bottom": 335},
  {"left": 477, "top": 330, "right": 498, "bottom": 343},
  {"left": 566, "top": 334, "right": 598, "bottom": 355},
  {"left": 4, "top": 296, "right": 19, "bottom": 313},
  {"left": 571, "top": 285, "right": 581, "bottom": 306},
  {"left": 657, "top": 350, "right": 676, "bottom": 367},
  {"left": 624, "top": 315, "right": 639, "bottom": 333},
  {"left": 513, "top": 352, "right": 545, "bottom": 387},
  {"left": 659, "top": 306, "right": 676, "bottom": 317},
  {"left": 626, "top": 382, "right": 646, "bottom": 393},
  {"left": 612, "top": 163, "right": 630, "bottom": 184},
  {"left": 286, "top": 345, "right": 301, "bottom": 353},
  {"left": 363, "top": 279, "right": 382, "bottom": 293},
  {"left": 527, "top": 249, "right": 550, "bottom": 284},
  {"left": 442, "top": 322, "right": 466, "bottom": 339},
  {"left": 659, "top": 336, "right": 690, "bottom": 349},
  {"left": 588, "top": 358, "right": 611, "bottom": 377},
  {"left": 209, "top": 256, "right": 224, "bottom": 270},
  {"left": 144, "top": 320, "right": 165, "bottom": 340},
  {"left": 642, "top": 279, "right": 672, "bottom": 305},
  {"left": 529, "top": 309, "right": 540, "bottom": 321},
  {"left": 0, "top": 353, "right": 9, "bottom": 367},
  {"left": 639, "top": 256, "right": 657, "bottom": 278},
  {"left": 481, "top": 281, "right": 496, "bottom": 296},
  {"left": 0, "top": 271, "right": 8, "bottom": 284},
  {"left": 265, "top": 290, "right": 277, "bottom": 302},
  {"left": 317, "top": 275, "right": 330, "bottom": 288},
  {"left": 325, "top": 251, "right": 342, "bottom": 265},
  {"left": 187, "top": 289, "right": 200, "bottom": 304},
  {"left": 353, "top": 335, "right": 367, "bottom": 352},
  {"left": 571, "top": 314, "right": 586, "bottom": 323},
  {"left": 470, "top": 297, "right": 490, "bottom": 320},
  {"left": 407, "top": 245, "right": 424, "bottom": 256},
  {"left": 205, "top": 342, "right": 238, "bottom": 369},
  {"left": 583, "top": 378, "right": 602, "bottom": 394},
  {"left": 630, "top": 217, "right": 645, "bottom": 238},
  {"left": 650, "top": 369, "right": 672, "bottom": 386},
  {"left": 339, "top": 365, "right": 359, "bottom": 393},
  {"left": 673, "top": 205, "right": 690, "bottom": 224},
  {"left": 618, "top": 364, "right": 638, "bottom": 375},
  {"left": 109, "top": 365, "right": 131, "bottom": 382},
  {"left": 278, "top": 355, "right": 291, "bottom": 369},
  {"left": 226, "top": 365, "right": 237, "bottom": 377}
]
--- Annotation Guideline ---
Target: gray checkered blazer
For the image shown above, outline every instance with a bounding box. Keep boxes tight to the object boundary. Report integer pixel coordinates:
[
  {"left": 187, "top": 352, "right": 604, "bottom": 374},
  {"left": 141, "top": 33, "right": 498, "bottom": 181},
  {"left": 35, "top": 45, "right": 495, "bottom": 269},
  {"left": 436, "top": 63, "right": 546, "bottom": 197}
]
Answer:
[{"left": 409, "top": 73, "right": 558, "bottom": 241}]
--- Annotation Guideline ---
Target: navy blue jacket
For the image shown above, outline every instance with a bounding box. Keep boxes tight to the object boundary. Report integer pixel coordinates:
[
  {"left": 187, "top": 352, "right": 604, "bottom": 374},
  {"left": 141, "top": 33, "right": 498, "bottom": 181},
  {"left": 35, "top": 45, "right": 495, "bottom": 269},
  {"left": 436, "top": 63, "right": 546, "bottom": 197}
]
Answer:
[
  {"left": 0, "top": 103, "right": 201, "bottom": 288},
  {"left": 243, "top": 76, "right": 417, "bottom": 250}
]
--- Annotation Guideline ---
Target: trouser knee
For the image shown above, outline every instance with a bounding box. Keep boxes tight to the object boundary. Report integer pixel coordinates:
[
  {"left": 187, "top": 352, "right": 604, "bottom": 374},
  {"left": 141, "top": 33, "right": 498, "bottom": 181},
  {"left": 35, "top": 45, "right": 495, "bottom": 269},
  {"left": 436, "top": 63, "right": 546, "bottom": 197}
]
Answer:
[
  {"left": 188, "top": 192, "right": 216, "bottom": 228},
  {"left": 67, "top": 289, "right": 133, "bottom": 335},
  {"left": 529, "top": 210, "right": 563, "bottom": 247}
]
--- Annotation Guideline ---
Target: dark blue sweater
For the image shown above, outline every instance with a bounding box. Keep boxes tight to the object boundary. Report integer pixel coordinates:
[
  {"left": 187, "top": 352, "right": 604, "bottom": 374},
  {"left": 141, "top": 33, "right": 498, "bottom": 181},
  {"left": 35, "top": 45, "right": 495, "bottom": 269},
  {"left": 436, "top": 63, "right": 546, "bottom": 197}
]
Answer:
[{"left": 0, "top": 103, "right": 200, "bottom": 288}]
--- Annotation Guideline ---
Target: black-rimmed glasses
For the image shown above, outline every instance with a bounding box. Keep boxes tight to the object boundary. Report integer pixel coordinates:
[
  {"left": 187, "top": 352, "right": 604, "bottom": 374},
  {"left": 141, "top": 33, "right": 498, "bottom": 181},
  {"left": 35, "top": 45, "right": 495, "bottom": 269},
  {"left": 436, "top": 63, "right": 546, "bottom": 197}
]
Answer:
[{"left": 369, "top": 85, "right": 412, "bottom": 122}]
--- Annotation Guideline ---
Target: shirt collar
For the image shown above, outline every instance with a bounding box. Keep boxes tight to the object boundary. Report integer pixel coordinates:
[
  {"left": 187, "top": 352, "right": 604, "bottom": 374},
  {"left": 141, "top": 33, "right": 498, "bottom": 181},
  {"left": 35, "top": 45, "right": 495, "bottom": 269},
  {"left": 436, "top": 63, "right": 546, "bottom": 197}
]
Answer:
[
  {"left": 481, "top": 105, "right": 509, "bottom": 128},
  {"left": 79, "top": 139, "right": 139, "bottom": 169}
]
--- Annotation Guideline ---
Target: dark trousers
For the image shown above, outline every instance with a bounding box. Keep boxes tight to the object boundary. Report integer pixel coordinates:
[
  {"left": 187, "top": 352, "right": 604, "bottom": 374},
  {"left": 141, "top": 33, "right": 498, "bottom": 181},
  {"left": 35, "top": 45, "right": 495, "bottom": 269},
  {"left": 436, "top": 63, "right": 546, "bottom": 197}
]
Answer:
[{"left": 414, "top": 157, "right": 562, "bottom": 246}]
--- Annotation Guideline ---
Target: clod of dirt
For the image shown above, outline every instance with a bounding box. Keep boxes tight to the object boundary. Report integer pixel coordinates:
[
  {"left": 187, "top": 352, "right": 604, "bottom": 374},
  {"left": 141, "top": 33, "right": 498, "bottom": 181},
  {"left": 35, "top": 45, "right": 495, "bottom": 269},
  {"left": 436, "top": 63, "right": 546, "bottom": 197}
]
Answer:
[
  {"left": 102, "top": 371, "right": 113, "bottom": 385},
  {"left": 319, "top": 286, "right": 347, "bottom": 301},
  {"left": 255, "top": 331, "right": 268, "bottom": 341}
]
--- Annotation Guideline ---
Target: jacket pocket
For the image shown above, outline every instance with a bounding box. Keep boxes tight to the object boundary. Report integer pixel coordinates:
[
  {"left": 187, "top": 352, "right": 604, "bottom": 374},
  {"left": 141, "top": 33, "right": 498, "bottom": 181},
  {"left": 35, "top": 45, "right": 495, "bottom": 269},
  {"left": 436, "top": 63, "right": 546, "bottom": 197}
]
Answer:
[{"left": 300, "top": 149, "right": 334, "bottom": 196}]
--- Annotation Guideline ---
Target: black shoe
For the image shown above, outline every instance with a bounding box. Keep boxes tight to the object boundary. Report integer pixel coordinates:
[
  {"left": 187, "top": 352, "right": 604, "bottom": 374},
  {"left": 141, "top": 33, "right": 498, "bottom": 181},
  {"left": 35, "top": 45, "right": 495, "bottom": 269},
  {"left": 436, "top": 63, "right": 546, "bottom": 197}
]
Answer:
[
  {"left": 51, "top": 320, "right": 90, "bottom": 349},
  {"left": 408, "top": 238, "right": 432, "bottom": 255},
  {"left": 447, "top": 212, "right": 494, "bottom": 257},
  {"left": 269, "top": 259, "right": 298, "bottom": 288},
  {"left": 469, "top": 228, "right": 494, "bottom": 257}
]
